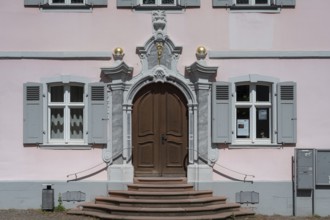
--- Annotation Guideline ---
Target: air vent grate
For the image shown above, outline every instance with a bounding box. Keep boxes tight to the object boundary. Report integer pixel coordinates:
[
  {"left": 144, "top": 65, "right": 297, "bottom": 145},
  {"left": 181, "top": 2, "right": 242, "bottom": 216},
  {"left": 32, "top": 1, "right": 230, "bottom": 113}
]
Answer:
[
  {"left": 91, "top": 86, "right": 104, "bottom": 101},
  {"left": 26, "top": 86, "right": 40, "bottom": 101},
  {"left": 216, "top": 85, "right": 229, "bottom": 100},
  {"left": 280, "top": 85, "right": 294, "bottom": 100}
]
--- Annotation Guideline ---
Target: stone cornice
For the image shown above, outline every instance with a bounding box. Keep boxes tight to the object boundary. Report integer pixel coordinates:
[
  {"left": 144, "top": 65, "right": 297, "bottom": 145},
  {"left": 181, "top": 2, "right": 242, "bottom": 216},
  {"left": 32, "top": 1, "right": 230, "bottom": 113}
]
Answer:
[
  {"left": 101, "top": 62, "right": 133, "bottom": 83},
  {"left": 185, "top": 61, "right": 218, "bottom": 84},
  {"left": 0, "top": 51, "right": 112, "bottom": 60},
  {"left": 209, "top": 51, "right": 330, "bottom": 59}
]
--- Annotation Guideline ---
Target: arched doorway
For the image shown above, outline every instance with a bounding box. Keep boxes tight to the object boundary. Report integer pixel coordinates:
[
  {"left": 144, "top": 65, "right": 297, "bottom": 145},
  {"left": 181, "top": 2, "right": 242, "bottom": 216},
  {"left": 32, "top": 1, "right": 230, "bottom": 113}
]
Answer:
[{"left": 132, "top": 83, "right": 188, "bottom": 177}]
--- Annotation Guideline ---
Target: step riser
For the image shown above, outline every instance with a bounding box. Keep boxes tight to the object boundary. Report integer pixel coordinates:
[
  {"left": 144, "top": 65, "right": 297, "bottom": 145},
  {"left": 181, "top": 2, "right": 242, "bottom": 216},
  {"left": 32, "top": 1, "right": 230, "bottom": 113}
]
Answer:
[
  {"left": 83, "top": 208, "right": 241, "bottom": 217},
  {"left": 95, "top": 200, "right": 226, "bottom": 208},
  {"left": 127, "top": 187, "right": 194, "bottom": 192},
  {"left": 134, "top": 177, "right": 187, "bottom": 184},
  {"left": 116, "top": 194, "right": 213, "bottom": 200}
]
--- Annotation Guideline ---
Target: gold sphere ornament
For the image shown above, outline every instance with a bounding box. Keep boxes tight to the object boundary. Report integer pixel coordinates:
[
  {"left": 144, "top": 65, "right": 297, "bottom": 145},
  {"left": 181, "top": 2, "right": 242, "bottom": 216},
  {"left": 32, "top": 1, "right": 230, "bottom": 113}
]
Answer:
[
  {"left": 114, "top": 47, "right": 124, "bottom": 56},
  {"left": 196, "top": 46, "right": 207, "bottom": 55}
]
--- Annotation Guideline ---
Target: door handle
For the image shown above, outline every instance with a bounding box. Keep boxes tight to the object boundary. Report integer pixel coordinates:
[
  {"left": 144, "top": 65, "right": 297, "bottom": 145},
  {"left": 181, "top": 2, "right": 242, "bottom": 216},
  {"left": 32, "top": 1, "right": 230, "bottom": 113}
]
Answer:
[{"left": 161, "top": 134, "right": 167, "bottom": 144}]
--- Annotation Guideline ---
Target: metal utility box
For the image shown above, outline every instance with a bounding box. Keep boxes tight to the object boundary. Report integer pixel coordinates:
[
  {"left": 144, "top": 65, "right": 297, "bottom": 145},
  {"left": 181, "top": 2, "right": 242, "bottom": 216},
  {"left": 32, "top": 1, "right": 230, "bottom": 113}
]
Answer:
[
  {"left": 296, "top": 149, "right": 314, "bottom": 189},
  {"left": 42, "top": 184, "right": 54, "bottom": 211},
  {"left": 235, "top": 191, "right": 259, "bottom": 204},
  {"left": 316, "top": 150, "right": 330, "bottom": 186}
]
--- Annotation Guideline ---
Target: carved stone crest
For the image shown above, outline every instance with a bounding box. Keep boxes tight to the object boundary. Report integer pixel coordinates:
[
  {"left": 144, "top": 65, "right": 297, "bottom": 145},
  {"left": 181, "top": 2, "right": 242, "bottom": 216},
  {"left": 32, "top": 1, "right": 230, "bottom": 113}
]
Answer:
[
  {"left": 152, "top": 10, "right": 167, "bottom": 42},
  {"left": 153, "top": 68, "right": 167, "bottom": 83}
]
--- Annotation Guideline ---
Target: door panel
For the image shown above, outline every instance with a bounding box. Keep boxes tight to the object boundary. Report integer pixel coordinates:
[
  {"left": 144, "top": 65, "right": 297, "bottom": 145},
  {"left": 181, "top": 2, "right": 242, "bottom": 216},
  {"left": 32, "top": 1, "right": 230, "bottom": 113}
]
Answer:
[
  {"left": 133, "top": 87, "right": 160, "bottom": 176},
  {"left": 133, "top": 83, "right": 187, "bottom": 177}
]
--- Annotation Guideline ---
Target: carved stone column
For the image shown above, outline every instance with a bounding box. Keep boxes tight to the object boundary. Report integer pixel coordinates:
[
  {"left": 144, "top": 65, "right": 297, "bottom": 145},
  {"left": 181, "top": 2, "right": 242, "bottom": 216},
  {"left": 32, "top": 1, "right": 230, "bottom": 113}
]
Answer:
[
  {"left": 185, "top": 48, "right": 218, "bottom": 182},
  {"left": 101, "top": 50, "right": 133, "bottom": 182}
]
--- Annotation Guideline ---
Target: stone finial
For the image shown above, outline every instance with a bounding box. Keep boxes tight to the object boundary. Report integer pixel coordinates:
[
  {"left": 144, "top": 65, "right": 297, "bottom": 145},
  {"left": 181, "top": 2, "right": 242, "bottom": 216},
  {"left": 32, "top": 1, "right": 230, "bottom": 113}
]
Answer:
[
  {"left": 113, "top": 47, "right": 125, "bottom": 61},
  {"left": 152, "top": 10, "right": 167, "bottom": 41},
  {"left": 196, "top": 46, "right": 207, "bottom": 60}
]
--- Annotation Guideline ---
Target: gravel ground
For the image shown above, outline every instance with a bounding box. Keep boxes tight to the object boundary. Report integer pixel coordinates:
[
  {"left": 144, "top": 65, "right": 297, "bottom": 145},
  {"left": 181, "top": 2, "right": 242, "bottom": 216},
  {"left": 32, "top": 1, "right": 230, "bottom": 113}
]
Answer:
[
  {"left": 0, "top": 210, "right": 97, "bottom": 220},
  {"left": 0, "top": 210, "right": 330, "bottom": 220}
]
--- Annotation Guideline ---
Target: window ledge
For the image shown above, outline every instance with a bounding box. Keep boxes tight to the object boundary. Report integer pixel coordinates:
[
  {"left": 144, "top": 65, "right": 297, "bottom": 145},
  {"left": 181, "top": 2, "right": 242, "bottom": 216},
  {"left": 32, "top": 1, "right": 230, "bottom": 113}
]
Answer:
[
  {"left": 30, "top": 4, "right": 106, "bottom": 11},
  {"left": 229, "top": 5, "right": 281, "bottom": 13},
  {"left": 229, "top": 143, "right": 282, "bottom": 149},
  {"left": 134, "top": 5, "right": 184, "bottom": 11},
  {"left": 39, "top": 144, "right": 92, "bottom": 150}
]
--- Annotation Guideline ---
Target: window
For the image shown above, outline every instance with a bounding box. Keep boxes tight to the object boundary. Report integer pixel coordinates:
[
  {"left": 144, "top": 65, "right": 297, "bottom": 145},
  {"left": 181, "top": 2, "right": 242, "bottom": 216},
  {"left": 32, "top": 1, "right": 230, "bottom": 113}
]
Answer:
[
  {"left": 50, "top": 0, "right": 85, "bottom": 5},
  {"left": 116, "top": 0, "right": 200, "bottom": 9},
  {"left": 235, "top": 0, "right": 270, "bottom": 6},
  {"left": 48, "top": 84, "right": 85, "bottom": 143},
  {"left": 23, "top": 77, "right": 108, "bottom": 148},
  {"left": 234, "top": 83, "right": 272, "bottom": 144},
  {"left": 212, "top": 75, "right": 297, "bottom": 146},
  {"left": 141, "top": 0, "right": 176, "bottom": 6},
  {"left": 24, "top": 0, "right": 107, "bottom": 8},
  {"left": 212, "top": 0, "right": 296, "bottom": 8}
]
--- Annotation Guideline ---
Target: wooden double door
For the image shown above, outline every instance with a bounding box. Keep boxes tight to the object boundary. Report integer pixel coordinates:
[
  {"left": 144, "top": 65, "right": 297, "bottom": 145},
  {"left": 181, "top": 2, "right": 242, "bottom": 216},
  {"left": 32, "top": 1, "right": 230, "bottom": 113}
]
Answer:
[{"left": 132, "top": 83, "right": 188, "bottom": 177}]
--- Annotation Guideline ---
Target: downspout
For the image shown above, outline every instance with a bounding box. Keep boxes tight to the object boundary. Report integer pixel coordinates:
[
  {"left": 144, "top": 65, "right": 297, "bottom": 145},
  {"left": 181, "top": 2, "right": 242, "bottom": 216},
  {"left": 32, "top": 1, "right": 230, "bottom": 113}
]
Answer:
[{"left": 292, "top": 156, "right": 296, "bottom": 216}]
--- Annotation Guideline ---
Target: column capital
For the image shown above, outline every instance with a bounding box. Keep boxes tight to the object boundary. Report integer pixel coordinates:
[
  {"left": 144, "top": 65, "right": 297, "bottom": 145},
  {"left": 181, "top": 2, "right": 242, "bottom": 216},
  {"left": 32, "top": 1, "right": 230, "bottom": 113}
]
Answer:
[
  {"left": 185, "top": 61, "right": 218, "bottom": 84},
  {"left": 101, "top": 61, "right": 133, "bottom": 84}
]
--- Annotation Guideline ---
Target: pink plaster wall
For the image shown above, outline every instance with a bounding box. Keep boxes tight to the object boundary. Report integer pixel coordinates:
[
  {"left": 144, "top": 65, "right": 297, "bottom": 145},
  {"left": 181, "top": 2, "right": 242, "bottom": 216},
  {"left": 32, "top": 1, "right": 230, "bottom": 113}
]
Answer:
[{"left": 1, "top": 0, "right": 330, "bottom": 181}]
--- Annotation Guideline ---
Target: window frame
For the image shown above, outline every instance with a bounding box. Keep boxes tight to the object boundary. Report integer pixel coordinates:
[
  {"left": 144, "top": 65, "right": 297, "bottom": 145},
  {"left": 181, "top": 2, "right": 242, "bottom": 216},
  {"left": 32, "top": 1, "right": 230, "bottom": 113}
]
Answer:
[
  {"left": 23, "top": 77, "right": 108, "bottom": 149},
  {"left": 116, "top": 0, "right": 200, "bottom": 10},
  {"left": 47, "top": 82, "right": 86, "bottom": 145},
  {"left": 49, "top": 0, "right": 85, "bottom": 6},
  {"left": 235, "top": 0, "right": 270, "bottom": 6},
  {"left": 41, "top": 76, "right": 91, "bottom": 148},
  {"left": 233, "top": 81, "right": 275, "bottom": 145},
  {"left": 140, "top": 0, "right": 177, "bottom": 7},
  {"left": 24, "top": 0, "right": 108, "bottom": 9},
  {"left": 212, "top": 0, "right": 296, "bottom": 10}
]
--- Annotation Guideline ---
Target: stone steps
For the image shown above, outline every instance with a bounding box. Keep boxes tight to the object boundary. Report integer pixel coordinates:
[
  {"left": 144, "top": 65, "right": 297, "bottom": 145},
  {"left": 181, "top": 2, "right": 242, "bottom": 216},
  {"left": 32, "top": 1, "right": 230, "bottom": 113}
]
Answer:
[{"left": 67, "top": 177, "right": 254, "bottom": 219}]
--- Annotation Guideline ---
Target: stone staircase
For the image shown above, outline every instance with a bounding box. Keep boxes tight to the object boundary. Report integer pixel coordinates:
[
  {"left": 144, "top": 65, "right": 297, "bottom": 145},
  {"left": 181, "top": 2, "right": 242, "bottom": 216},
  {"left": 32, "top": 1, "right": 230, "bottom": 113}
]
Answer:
[{"left": 68, "top": 177, "right": 254, "bottom": 220}]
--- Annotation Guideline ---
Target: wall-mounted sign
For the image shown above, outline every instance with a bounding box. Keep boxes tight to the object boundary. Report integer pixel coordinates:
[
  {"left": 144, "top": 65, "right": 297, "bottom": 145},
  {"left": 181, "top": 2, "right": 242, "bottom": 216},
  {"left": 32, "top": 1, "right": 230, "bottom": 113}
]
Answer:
[{"left": 237, "top": 119, "right": 249, "bottom": 136}]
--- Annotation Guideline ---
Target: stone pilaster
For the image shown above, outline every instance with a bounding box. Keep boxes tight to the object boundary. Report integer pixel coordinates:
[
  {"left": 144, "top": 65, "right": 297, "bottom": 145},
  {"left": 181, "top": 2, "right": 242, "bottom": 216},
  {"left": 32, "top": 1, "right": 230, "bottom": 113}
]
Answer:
[
  {"left": 186, "top": 60, "right": 218, "bottom": 182},
  {"left": 101, "top": 61, "right": 133, "bottom": 181}
]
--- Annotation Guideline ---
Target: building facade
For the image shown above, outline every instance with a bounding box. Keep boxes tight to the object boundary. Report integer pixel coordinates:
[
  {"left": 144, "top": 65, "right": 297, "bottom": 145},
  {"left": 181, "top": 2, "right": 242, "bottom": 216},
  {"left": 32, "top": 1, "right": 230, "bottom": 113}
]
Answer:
[{"left": 1, "top": 0, "right": 330, "bottom": 216}]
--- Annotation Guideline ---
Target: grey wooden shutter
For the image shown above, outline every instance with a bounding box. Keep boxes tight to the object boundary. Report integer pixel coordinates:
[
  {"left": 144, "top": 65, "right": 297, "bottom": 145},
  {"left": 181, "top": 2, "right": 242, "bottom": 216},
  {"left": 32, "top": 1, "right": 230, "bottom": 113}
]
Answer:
[
  {"left": 117, "top": 0, "right": 138, "bottom": 8},
  {"left": 277, "top": 82, "right": 297, "bottom": 144},
  {"left": 213, "top": 0, "right": 232, "bottom": 7},
  {"left": 23, "top": 83, "right": 44, "bottom": 144},
  {"left": 88, "top": 82, "right": 107, "bottom": 144},
  {"left": 276, "top": 0, "right": 295, "bottom": 7},
  {"left": 24, "top": 0, "right": 46, "bottom": 6},
  {"left": 179, "top": 0, "right": 200, "bottom": 7},
  {"left": 86, "top": 0, "right": 108, "bottom": 6},
  {"left": 212, "top": 82, "right": 232, "bottom": 143}
]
